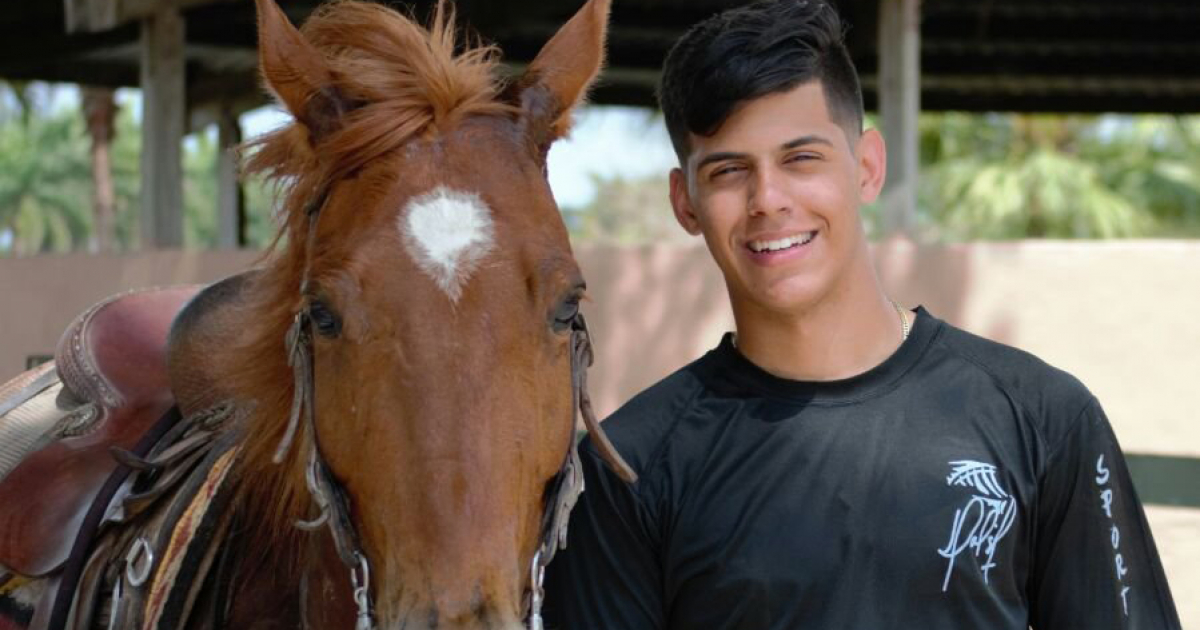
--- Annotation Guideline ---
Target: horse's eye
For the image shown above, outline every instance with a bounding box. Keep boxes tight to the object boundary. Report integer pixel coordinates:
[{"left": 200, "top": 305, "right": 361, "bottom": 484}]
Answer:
[
  {"left": 309, "top": 300, "right": 342, "bottom": 338},
  {"left": 551, "top": 296, "right": 580, "bottom": 334}
]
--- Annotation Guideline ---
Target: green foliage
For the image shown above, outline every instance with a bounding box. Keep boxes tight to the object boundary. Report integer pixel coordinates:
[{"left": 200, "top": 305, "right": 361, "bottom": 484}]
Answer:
[
  {"left": 183, "top": 131, "right": 218, "bottom": 248},
  {"left": 0, "top": 98, "right": 92, "bottom": 254},
  {"left": 918, "top": 113, "right": 1200, "bottom": 240},
  {"left": 1083, "top": 117, "right": 1200, "bottom": 236},
  {"left": 569, "top": 112, "right": 1200, "bottom": 243},
  {"left": 0, "top": 83, "right": 278, "bottom": 256},
  {"left": 2, "top": 82, "right": 1197, "bottom": 252},
  {"left": 568, "top": 173, "right": 690, "bottom": 245}
]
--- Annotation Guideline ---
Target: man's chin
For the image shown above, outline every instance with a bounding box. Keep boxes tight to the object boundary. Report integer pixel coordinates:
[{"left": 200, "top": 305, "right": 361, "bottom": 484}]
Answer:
[{"left": 735, "top": 281, "right": 826, "bottom": 317}]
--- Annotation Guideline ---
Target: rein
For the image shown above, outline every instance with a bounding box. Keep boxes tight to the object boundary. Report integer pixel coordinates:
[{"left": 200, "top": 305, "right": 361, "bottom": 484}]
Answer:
[{"left": 273, "top": 184, "right": 635, "bottom": 630}]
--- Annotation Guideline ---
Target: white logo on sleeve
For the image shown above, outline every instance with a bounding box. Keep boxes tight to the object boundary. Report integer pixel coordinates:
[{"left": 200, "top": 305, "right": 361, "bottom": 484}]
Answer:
[
  {"left": 937, "top": 460, "right": 1018, "bottom": 592},
  {"left": 1096, "top": 454, "right": 1132, "bottom": 615}
]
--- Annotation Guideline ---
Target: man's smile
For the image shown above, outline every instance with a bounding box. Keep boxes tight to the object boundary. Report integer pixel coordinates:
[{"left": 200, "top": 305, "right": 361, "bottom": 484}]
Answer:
[
  {"left": 744, "top": 230, "right": 820, "bottom": 266},
  {"left": 746, "top": 230, "right": 817, "bottom": 253}
]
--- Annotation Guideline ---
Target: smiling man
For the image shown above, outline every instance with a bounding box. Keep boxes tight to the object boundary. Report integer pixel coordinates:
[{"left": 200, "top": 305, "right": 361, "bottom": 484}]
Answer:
[{"left": 542, "top": 1, "right": 1180, "bottom": 629}]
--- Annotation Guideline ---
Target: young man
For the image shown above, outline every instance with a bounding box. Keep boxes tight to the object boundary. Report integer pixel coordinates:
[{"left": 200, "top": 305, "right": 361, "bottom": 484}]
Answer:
[{"left": 543, "top": 1, "right": 1181, "bottom": 628}]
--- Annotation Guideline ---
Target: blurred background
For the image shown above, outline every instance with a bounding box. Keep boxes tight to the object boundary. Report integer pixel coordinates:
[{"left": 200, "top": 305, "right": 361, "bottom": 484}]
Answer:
[{"left": 1, "top": 0, "right": 1197, "bottom": 623}]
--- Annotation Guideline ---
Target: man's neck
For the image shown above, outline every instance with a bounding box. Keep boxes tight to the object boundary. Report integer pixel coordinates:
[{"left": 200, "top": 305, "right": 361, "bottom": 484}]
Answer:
[{"left": 731, "top": 274, "right": 905, "bottom": 382}]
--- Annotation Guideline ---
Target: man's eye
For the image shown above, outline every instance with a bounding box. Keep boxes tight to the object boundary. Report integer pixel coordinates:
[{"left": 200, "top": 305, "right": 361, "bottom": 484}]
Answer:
[
  {"left": 710, "top": 165, "right": 743, "bottom": 180},
  {"left": 785, "top": 152, "right": 819, "bottom": 164}
]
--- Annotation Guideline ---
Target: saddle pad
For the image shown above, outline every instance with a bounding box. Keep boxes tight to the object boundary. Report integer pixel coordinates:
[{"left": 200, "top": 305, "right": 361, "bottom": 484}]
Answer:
[
  {"left": 0, "top": 363, "right": 56, "bottom": 419},
  {"left": 0, "top": 367, "right": 69, "bottom": 482},
  {"left": 0, "top": 573, "right": 46, "bottom": 630},
  {"left": 141, "top": 446, "right": 239, "bottom": 630}
]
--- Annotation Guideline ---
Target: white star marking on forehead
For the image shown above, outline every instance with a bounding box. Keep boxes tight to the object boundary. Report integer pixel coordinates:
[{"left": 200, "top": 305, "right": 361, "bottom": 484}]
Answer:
[{"left": 400, "top": 186, "right": 496, "bottom": 302}]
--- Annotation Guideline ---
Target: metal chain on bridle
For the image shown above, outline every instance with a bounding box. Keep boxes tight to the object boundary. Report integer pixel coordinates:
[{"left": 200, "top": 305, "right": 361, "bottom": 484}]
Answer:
[{"left": 272, "top": 188, "right": 636, "bottom": 630}]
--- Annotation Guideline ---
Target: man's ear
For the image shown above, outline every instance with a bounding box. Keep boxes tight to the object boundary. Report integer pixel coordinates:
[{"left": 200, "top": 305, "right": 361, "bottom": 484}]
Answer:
[
  {"left": 254, "top": 0, "right": 350, "bottom": 142},
  {"left": 669, "top": 168, "right": 703, "bottom": 236},
  {"left": 514, "top": 0, "right": 611, "bottom": 146},
  {"left": 856, "top": 127, "right": 887, "bottom": 204}
]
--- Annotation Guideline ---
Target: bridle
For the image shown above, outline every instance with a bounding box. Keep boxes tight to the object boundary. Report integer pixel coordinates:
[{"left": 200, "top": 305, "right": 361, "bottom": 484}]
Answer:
[
  {"left": 528, "top": 310, "right": 636, "bottom": 629},
  {"left": 273, "top": 187, "right": 636, "bottom": 630}
]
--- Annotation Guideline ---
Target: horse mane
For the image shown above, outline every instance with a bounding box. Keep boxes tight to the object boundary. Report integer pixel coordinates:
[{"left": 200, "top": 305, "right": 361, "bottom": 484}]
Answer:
[{"left": 226, "top": 0, "right": 516, "bottom": 555}]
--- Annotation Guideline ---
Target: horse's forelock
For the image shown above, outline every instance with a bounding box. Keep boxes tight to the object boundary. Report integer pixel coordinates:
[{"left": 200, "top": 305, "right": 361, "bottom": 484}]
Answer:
[{"left": 244, "top": 0, "right": 515, "bottom": 201}]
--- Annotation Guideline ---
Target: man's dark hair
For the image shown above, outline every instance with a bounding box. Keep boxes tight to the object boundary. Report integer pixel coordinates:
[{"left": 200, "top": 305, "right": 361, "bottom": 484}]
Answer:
[{"left": 657, "top": 0, "right": 863, "bottom": 163}]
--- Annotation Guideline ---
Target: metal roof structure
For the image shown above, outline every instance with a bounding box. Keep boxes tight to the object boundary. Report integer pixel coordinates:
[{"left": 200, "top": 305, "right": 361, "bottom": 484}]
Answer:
[{"left": 2, "top": 0, "right": 1198, "bottom": 121}]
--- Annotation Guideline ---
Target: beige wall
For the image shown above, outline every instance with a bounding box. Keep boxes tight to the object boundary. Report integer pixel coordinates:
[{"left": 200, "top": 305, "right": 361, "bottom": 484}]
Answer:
[{"left": 1, "top": 241, "right": 1198, "bottom": 622}]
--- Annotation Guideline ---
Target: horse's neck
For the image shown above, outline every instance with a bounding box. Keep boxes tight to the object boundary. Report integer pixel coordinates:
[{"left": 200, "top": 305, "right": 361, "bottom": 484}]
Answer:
[
  {"left": 221, "top": 544, "right": 303, "bottom": 629},
  {"left": 222, "top": 516, "right": 355, "bottom": 629},
  {"left": 167, "top": 271, "right": 258, "bottom": 418}
]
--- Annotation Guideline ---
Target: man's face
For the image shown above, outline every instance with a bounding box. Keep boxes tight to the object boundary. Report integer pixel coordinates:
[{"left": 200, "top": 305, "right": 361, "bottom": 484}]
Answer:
[{"left": 669, "top": 81, "right": 885, "bottom": 316}]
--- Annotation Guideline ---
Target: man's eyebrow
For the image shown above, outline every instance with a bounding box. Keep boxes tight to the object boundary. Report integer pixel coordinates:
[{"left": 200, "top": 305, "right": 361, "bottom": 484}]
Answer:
[{"left": 781, "top": 134, "right": 835, "bottom": 150}]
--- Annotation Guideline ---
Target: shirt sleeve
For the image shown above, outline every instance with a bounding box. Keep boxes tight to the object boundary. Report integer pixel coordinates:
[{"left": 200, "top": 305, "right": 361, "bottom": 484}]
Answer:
[
  {"left": 543, "top": 436, "right": 665, "bottom": 630},
  {"left": 1029, "top": 399, "right": 1181, "bottom": 630}
]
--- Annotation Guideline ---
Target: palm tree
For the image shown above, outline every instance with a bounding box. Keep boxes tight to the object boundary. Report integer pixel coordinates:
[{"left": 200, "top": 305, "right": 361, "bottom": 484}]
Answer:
[
  {"left": 1084, "top": 116, "right": 1200, "bottom": 237},
  {"left": 919, "top": 114, "right": 1150, "bottom": 240},
  {"left": 918, "top": 113, "right": 1200, "bottom": 240},
  {"left": 82, "top": 87, "right": 118, "bottom": 253},
  {"left": 0, "top": 84, "right": 92, "bottom": 255}
]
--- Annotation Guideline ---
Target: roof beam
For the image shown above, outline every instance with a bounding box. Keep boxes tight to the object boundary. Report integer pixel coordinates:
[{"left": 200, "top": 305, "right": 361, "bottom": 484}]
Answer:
[{"left": 66, "top": 0, "right": 239, "bottom": 34}]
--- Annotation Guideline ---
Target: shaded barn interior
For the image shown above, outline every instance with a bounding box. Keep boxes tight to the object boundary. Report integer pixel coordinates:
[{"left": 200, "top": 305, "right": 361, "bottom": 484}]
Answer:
[{"left": 2, "top": 0, "right": 1198, "bottom": 121}]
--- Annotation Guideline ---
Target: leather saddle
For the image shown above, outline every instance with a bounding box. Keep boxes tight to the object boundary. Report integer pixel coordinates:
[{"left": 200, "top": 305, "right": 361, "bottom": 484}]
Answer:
[{"left": 0, "top": 286, "right": 200, "bottom": 577}]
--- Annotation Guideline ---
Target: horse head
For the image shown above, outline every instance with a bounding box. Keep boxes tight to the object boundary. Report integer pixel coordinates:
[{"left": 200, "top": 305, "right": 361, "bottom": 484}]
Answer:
[{"left": 215, "top": 1, "right": 633, "bottom": 627}]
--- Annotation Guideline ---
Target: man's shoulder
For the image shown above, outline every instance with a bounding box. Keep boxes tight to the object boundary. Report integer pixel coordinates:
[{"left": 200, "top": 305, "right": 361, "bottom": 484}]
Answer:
[
  {"left": 585, "top": 355, "right": 712, "bottom": 480},
  {"left": 929, "top": 315, "right": 1097, "bottom": 444}
]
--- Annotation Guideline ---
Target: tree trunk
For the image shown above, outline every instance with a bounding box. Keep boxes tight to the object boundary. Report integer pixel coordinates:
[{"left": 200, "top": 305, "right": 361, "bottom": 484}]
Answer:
[{"left": 82, "top": 87, "right": 117, "bottom": 253}]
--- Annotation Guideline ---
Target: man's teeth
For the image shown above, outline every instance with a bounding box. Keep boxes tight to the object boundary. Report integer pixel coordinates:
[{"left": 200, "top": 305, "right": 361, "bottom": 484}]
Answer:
[{"left": 749, "top": 232, "right": 815, "bottom": 253}]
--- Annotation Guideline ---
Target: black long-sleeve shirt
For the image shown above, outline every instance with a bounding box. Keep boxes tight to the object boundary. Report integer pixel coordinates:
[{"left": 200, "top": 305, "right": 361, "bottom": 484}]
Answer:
[{"left": 545, "top": 308, "right": 1180, "bottom": 630}]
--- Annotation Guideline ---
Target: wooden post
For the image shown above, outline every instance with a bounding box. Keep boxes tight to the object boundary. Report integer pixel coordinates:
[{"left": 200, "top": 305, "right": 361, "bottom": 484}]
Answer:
[
  {"left": 139, "top": 7, "right": 185, "bottom": 249},
  {"left": 878, "top": 0, "right": 921, "bottom": 236},
  {"left": 216, "top": 107, "right": 244, "bottom": 248}
]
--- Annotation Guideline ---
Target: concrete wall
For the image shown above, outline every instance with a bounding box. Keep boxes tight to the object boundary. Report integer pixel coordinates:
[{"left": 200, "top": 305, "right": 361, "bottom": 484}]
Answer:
[{"left": 1, "top": 241, "right": 1198, "bottom": 623}]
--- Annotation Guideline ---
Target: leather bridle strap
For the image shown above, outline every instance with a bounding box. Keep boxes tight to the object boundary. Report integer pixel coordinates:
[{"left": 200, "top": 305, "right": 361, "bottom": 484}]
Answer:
[
  {"left": 526, "top": 313, "right": 637, "bottom": 630},
  {"left": 281, "top": 308, "right": 375, "bottom": 630},
  {"left": 570, "top": 314, "right": 636, "bottom": 483},
  {"left": 273, "top": 191, "right": 377, "bottom": 630}
]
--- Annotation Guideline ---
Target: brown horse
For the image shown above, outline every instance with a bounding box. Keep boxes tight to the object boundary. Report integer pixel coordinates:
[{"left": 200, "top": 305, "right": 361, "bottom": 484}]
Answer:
[{"left": 0, "top": 0, "right": 633, "bottom": 628}]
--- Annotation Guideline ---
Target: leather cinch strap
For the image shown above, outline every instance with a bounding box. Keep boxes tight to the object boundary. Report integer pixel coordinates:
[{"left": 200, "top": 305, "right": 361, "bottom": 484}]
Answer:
[{"left": 45, "top": 406, "right": 184, "bottom": 630}]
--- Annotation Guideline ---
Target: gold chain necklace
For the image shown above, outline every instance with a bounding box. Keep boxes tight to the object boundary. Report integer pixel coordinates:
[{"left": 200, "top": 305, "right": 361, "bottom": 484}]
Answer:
[{"left": 892, "top": 300, "right": 910, "bottom": 341}]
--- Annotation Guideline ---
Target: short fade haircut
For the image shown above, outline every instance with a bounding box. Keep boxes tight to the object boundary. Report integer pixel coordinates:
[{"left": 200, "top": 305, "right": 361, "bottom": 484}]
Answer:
[{"left": 657, "top": 0, "right": 864, "bottom": 163}]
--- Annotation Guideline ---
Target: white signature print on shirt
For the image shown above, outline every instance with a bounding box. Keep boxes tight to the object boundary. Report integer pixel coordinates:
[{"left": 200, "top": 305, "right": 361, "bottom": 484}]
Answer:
[{"left": 937, "top": 460, "right": 1018, "bottom": 592}]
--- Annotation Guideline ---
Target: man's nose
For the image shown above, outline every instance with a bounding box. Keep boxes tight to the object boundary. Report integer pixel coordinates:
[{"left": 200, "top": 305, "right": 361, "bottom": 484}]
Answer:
[{"left": 747, "top": 166, "right": 790, "bottom": 216}]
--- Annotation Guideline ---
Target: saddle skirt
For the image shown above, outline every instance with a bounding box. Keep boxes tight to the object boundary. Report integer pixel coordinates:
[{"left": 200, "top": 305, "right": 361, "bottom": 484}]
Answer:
[
  {"left": 0, "top": 282, "right": 257, "bottom": 630},
  {"left": 0, "top": 286, "right": 200, "bottom": 578}
]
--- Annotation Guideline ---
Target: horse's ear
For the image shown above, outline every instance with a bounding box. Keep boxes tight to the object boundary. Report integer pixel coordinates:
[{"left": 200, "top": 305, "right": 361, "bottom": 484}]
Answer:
[
  {"left": 254, "top": 0, "right": 348, "bottom": 141},
  {"left": 517, "top": 0, "right": 611, "bottom": 143}
]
